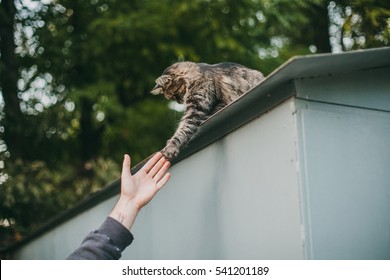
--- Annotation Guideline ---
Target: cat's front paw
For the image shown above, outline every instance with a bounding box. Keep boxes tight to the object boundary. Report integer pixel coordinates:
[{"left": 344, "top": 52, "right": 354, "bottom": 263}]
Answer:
[{"left": 162, "top": 145, "right": 180, "bottom": 160}]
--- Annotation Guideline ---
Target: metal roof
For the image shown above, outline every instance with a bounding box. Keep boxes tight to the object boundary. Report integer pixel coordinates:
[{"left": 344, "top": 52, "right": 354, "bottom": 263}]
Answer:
[
  {"left": 179, "top": 47, "right": 390, "bottom": 160},
  {"left": 2, "top": 47, "right": 390, "bottom": 254}
]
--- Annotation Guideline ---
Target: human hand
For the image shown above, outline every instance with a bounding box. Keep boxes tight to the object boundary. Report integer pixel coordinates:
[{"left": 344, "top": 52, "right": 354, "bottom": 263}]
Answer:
[
  {"left": 121, "top": 152, "right": 170, "bottom": 210},
  {"left": 109, "top": 152, "right": 170, "bottom": 230}
]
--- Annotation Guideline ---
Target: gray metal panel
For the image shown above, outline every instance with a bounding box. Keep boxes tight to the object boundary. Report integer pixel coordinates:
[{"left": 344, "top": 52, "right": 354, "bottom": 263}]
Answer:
[
  {"left": 12, "top": 196, "right": 118, "bottom": 259},
  {"left": 11, "top": 99, "right": 303, "bottom": 260},
  {"left": 296, "top": 100, "right": 390, "bottom": 259},
  {"left": 295, "top": 67, "right": 390, "bottom": 111},
  {"left": 120, "top": 99, "right": 304, "bottom": 259}
]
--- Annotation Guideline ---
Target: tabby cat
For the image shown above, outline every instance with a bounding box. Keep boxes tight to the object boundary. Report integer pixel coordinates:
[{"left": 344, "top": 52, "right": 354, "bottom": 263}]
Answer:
[{"left": 151, "top": 61, "right": 264, "bottom": 160}]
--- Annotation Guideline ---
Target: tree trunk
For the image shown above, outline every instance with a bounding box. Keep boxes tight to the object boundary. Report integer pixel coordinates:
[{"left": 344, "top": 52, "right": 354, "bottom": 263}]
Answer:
[
  {"left": 0, "top": 0, "right": 23, "bottom": 158},
  {"left": 78, "top": 97, "right": 105, "bottom": 166},
  {"left": 312, "top": 2, "right": 332, "bottom": 53}
]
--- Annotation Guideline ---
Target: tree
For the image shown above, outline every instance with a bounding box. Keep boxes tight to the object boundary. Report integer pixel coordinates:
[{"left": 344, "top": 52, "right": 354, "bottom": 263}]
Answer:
[
  {"left": 0, "top": 0, "right": 23, "bottom": 157},
  {"left": 330, "top": 0, "right": 390, "bottom": 51}
]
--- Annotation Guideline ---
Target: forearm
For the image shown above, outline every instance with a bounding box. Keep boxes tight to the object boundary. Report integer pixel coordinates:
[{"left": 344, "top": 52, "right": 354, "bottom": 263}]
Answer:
[
  {"left": 109, "top": 196, "right": 140, "bottom": 231},
  {"left": 67, "top": 198, "right": 141, "bottom": 260},
  {"left": 163, "top": 109, "right": 207, "bottom": 159}
]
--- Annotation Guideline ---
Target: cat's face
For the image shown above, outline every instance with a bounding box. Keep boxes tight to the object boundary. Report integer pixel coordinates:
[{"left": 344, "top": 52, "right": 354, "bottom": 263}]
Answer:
[{"left": 151, "top": 62, "right": 198, "bottom": 104}]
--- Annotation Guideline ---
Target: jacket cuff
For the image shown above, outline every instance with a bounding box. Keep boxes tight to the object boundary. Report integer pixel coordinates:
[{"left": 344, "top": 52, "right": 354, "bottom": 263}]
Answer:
[{"left": 98, "top": 217, "right": 134, "bottom": 251}]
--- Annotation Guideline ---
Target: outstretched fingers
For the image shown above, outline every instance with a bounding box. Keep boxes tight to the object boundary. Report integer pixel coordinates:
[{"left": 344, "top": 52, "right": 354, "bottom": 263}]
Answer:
[
  {"left": 148, "top": 156, "right": 167, "bottom": 178},
  {"left": 154, "top": 161, "right": 170, "bottom": 182},
  {"left": 140, "top": 152, "right": 171, "bottom": 189},
  {"left": 142, "top": 152, "right": 164, "bottom": 173},
  {"left": 156, "top": 171, "right": 171, "bottom": 190}
]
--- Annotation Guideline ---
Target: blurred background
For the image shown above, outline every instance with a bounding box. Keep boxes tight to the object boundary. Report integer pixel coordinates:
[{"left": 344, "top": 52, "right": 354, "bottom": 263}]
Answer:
[{"left": 0, "top": 0, "right": 389, "bottom": 248}]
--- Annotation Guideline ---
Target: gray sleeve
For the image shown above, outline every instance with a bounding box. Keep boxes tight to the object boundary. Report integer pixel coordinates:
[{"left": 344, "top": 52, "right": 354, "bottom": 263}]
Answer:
[{"left": 67, "top": 217, "right": 134, "bottom": 260}]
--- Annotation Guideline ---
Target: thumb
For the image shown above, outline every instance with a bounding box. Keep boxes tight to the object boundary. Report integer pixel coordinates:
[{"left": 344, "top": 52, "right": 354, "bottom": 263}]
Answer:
[{"left": 122, "top": 154, "right": 131, "bottom": 178}]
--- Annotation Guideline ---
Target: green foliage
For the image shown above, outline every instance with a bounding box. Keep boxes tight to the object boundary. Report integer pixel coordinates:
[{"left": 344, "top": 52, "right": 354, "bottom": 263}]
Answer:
[
  {"left": 0, "top": 0, "right": 389, "bottom": 249},
  {"left": 331, "top": 0, "right": 390, "bottom": 50},
  {"left": 0, "top": 156, "right": 120, "bottom": 246}
]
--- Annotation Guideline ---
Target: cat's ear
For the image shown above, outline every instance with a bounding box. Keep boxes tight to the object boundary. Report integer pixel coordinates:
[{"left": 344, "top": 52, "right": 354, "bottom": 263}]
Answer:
[{"left": 156, "top": 75, "right": 172, "bottom": 86}]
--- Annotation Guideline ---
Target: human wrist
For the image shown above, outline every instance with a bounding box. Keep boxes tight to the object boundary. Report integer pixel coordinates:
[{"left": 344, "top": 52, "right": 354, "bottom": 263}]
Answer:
[{"left": 109, "top": 196, "right": 140, "bottom": 231}]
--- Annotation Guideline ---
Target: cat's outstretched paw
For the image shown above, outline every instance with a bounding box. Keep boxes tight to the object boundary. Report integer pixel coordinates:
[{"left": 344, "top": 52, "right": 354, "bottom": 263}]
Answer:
[{"left": 161, "top": 145, "right": 179, "bottom": 161}]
